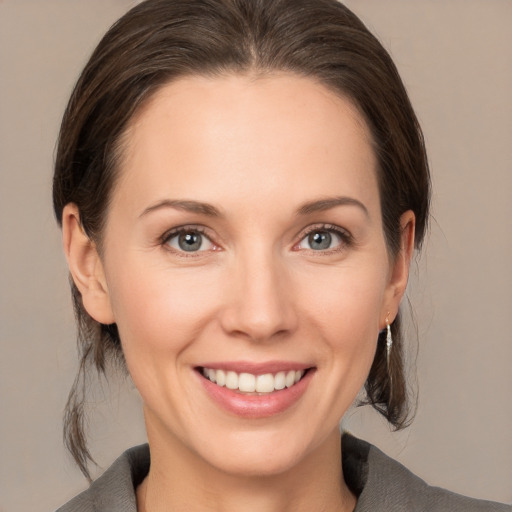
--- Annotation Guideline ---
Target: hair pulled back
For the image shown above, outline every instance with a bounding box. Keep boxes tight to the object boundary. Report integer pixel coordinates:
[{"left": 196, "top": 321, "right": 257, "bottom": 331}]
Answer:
[{"left": 53, "top": 0, "right": 430, "bottom": 479}]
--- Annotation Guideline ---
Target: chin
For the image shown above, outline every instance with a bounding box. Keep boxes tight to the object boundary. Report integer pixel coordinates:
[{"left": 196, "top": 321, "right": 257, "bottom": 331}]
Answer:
[
  {"left": 194, "top": 427, "right": 324, "bottom": 478},
  {"left": 206, "top": 448, "right": 303, "bottom": 478}
]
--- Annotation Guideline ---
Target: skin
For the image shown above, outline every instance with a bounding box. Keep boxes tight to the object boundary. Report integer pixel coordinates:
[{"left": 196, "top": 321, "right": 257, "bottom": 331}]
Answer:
[{"left": 63, "top": 73, "right": 415, "bottom": 512}]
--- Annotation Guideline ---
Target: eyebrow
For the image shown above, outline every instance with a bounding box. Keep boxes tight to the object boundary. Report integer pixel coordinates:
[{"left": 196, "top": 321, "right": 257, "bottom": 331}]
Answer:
[
  {"left": 139, "top": 199, "right": 221, "bottom": 218},
  {"left": 296, "top": 196, "right": 369, "bottom": 217},
  {"left": 139, "top": 196, "right": 368, "bottom": 219}
]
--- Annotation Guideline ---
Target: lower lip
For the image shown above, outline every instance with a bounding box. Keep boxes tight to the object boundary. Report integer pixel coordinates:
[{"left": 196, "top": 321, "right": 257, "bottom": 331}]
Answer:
[{"left": 197, "top": 369, "right": 314, "bottom": 419}]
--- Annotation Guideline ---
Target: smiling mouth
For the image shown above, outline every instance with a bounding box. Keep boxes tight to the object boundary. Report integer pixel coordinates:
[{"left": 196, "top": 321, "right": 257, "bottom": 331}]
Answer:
[{"left": 199, "top": 367, "right": 309, "bottom": 394}]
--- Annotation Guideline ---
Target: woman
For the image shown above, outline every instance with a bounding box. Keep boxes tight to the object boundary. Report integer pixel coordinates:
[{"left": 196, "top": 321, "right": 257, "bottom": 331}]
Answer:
[{"left": 53, "top": 0, "right": 510, "bottom": 510}]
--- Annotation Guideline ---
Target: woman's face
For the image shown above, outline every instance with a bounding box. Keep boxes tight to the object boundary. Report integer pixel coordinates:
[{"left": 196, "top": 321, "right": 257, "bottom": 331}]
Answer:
[{"left": 79, "top": 74, "right": 413, "bottom": 476}]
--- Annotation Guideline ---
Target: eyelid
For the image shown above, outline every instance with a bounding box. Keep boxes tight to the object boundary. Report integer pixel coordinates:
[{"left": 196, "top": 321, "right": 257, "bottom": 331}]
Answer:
[
  {"left": 160, "top": 224, "right": 219, "bottom": 254},
  {"left": 293, "top": 223, "right": 353, "bottom": 252},
  {"left": 158, "top": 222, "right": 352, "bottom": 254}
]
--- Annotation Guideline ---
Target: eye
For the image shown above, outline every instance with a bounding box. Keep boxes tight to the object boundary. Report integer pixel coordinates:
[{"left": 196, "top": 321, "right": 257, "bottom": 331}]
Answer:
[
  {"left": 296, "top": 225, "right": 350, "bottom": 252},
  {"left": 164, "top": 228, "right": 214, "bottom": 253}
]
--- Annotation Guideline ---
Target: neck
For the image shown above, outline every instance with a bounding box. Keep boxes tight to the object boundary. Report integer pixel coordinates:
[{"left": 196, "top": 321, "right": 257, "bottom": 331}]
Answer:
[{"left": 137, "top": 422, "right": 356, "bottom": 512}]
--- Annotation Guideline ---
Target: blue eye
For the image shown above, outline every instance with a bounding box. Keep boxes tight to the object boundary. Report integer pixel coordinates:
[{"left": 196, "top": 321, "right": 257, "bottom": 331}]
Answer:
[
  {"left": 166, "top": 229, "right": 213, "bottom": 252},
  {"left": 297, "top": 227, "right": 347, "bottom": 251}
]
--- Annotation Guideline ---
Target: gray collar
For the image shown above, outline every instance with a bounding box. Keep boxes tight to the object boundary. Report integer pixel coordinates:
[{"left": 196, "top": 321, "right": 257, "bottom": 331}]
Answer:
[{"left": 57, "top": 434, "right": 510, "bottom": 511}]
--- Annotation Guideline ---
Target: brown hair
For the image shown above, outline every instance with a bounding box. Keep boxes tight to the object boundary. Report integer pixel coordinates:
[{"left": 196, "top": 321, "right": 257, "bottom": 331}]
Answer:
[{"left": 53, "top": 0, "right": 430, "bottom": 479}]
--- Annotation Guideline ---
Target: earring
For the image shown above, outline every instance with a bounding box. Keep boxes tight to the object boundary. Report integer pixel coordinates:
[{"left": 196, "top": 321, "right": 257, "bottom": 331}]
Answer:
[{"left": 385, "top": 314, "right": 393, "bottom": 366}]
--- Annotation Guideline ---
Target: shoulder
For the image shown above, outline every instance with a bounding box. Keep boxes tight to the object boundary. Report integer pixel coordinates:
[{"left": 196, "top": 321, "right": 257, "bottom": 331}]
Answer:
[
  {"left": 343, "top": 434, "right": 511, "bottom": 512},
  {"left": 57, "top": 438, "right": 510, "bottom": 512},
  {"left": 56, "top": 444, "right": 150, "bottom": 512}
]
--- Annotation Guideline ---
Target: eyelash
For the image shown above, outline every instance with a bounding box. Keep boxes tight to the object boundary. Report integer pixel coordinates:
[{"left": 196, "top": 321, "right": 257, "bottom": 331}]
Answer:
[
  {"left": 160, "top": 225, "right": 216, "bottom": 257},
  {"left": 295, "top": 223, "right": 353, "bottom": 253},
  {"left": 159, "top": 223, "right": 353, "bottom": 256}
]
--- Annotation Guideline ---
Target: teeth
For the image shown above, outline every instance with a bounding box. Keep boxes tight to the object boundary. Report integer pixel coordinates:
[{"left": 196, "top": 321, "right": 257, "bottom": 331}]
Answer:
[
  {"left": 285, "top": 370, "right": 295, "bottom": 388},
  {"left": 239, "top": 373, "right": 256, "bottom": 392},
  {"left": 256, "top": 373, "right": 274, "bottom": 393},
  {"left": 274, "top": 371, "right": 286, "bottom": 390},
  {"left": 225, "top": 371, "right": 238, "bottom": 390},
  {"left": 202, "top": 367, "right": 306, "bottom": 393},
  {"left": 216, "top": 369, "right": 226, "bottom": 387}
]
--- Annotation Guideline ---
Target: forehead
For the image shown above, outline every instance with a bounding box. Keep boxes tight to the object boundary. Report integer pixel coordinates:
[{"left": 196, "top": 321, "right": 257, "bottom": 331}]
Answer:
[{"left": 114, "top": 73, "right": 378, "bottom": 216}]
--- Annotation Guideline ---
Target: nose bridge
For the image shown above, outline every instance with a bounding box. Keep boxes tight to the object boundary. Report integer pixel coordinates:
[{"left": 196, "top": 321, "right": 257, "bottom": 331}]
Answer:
[{"left": 221, "top": 243, "right": 296, "bottom": 342}]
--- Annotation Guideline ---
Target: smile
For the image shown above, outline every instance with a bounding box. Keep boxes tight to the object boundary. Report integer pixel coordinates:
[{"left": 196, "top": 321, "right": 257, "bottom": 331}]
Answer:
[
  {"left": 201, "top": 367, "right": 306, "bottom": 394},
  {"left": 196, "top": 362, "right": 314, "bottom": 418}
]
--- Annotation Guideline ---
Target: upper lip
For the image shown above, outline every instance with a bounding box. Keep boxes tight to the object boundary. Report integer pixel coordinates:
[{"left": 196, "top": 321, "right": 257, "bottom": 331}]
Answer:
[{"left": 197, "top": 361, "right": 312, "bottom": 374}]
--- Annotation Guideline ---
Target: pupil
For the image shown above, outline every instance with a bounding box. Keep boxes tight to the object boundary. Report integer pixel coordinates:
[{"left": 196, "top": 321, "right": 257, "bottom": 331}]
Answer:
[
  {"left": 178, "top": 232, "right": 202, "bottom": 251},
  {"left": 309, "top": 231, "right": 331, "bottom": 250}
]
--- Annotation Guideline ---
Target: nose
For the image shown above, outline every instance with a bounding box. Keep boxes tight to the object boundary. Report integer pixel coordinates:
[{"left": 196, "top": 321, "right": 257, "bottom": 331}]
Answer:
[{"left": 218, "top": 249, "right": 298, "bottom": 343}]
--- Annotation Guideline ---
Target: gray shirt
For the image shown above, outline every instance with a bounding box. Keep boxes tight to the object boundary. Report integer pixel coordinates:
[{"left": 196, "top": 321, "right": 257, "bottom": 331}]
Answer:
[{"left": 57, "top": 435, "right": 511, "bottom": 511}]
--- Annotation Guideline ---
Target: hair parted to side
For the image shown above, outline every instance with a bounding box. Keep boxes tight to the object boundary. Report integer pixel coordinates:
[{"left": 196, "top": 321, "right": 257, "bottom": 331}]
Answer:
[{"left": 53, "top": 0, "right": 430, "bottom": 479}]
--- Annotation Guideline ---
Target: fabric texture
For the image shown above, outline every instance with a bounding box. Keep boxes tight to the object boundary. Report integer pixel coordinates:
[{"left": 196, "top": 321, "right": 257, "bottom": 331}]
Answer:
[{"left": 56, "top": 435, "right": 511, "bottom": 511}]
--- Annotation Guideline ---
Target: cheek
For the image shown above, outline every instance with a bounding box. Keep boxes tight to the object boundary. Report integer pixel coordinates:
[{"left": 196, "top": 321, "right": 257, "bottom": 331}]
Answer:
[
  {"left": 299, "top": 262, "right": 387, "bottom": 379},
  {"left": 105, "top": 258, "right": 221, "bottom": 365},
  {"left": 301, "top": 262, "right": 387, "bottom": 334}
]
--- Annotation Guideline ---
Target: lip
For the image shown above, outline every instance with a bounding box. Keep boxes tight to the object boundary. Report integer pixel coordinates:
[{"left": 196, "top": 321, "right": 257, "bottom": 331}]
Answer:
[
  {"left": 197, "top": 360, "right": 311, "bottom": 374},
  {"left": 195, "top": 362, "right": 315, "bottom": 419}
]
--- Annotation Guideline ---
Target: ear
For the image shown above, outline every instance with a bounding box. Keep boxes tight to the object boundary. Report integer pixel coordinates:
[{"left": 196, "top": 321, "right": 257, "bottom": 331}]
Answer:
[
  {"left": 62, "top": 204, "right": 115, "bottom": 324},
  {"left": 381, "top": 210, "right": 416, "bottom": 326}
]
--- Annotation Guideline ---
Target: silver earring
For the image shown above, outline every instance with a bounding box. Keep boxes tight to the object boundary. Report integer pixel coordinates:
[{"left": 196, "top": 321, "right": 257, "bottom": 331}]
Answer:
[{"left": 386, "top": 315, "right": 392, "bottom": 366}]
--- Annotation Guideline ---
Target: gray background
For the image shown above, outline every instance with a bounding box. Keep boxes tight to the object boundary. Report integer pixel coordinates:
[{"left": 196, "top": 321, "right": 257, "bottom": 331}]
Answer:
[{"left": 0, "top": 1, "right": 511, "bottom": 510}]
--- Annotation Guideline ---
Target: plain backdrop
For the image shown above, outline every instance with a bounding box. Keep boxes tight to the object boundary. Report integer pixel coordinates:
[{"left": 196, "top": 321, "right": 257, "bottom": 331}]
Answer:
[{"left": 0, "top": 1, "right": 511, "bottom": 511}]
